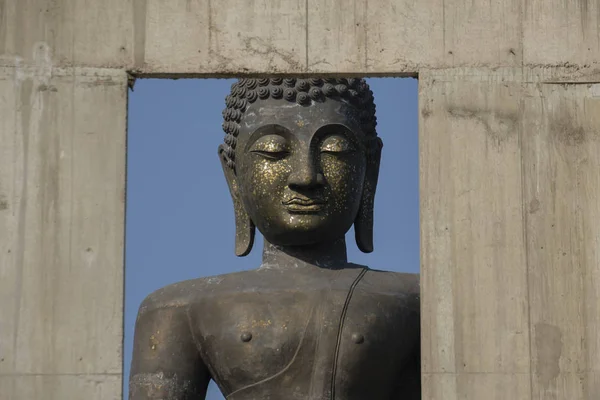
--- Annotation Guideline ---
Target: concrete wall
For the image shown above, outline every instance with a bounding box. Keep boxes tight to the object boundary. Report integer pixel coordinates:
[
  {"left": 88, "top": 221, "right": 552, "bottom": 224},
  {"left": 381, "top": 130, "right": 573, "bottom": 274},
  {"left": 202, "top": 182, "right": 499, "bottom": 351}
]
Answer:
[
  {"left": 3, "top": 0, "right": 599, "bottom": 76},
  {"left": 1, "top": 1, "right": 599, "bottom": 399},
  {"left": 420, "top": 68, "right": 600, "bottom": 399},
  {"left": 0, "top": 64, "right": 127, "bottom": 399}
]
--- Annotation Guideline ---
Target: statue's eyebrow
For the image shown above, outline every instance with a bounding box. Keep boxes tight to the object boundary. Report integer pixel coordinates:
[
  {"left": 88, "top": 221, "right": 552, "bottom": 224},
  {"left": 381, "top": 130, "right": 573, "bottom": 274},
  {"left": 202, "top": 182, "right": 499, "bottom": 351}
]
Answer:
[
  {"left": 313, "top": 123, "right": 359, "bottom": 141},
  {"left": 251, "top": 123, "right": 289, "bottom": 135}
]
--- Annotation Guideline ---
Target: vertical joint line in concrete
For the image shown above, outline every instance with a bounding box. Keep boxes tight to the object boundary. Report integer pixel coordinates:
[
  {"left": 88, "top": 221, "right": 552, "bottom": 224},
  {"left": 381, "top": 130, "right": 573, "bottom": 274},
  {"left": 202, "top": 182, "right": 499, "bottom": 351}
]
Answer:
[
  {"left": 518, "top": 0, "right": 525, "bottom": 72},
  {"left": 305, "top": 0, "right": 309, "bottom": 72},
  {"left": 364, "top": 0, "right": 368, "bottom": 72},
  {"left": 121, "top": 80, "right": 130, "bottom": 400},
  {"left": 133, "top": 0, "right": 148, "bottom": 68},
  {"left": 518, "top": 92, "right": 534, "bottom": 399}
]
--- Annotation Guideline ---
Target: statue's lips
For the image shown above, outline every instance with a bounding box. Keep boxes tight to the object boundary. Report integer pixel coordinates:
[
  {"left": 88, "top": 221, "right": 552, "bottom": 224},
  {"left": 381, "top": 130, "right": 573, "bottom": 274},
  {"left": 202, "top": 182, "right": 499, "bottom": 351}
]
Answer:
[{"left": 282, "top": 198, "right": 325, "bottom": 213}]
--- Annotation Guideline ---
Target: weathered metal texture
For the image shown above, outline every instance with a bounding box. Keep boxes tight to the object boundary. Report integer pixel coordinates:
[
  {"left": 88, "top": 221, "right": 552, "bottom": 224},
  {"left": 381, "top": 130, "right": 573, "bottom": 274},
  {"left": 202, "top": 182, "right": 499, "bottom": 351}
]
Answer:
[
  {"left": 420, "top": 68, "right": 600, "bottom": 399},
  {"left": 130, "top": 268, "right": 421, "bottom": 399},
  {"left": 0, "top": 65, "right": 127, "bottom": 399}
]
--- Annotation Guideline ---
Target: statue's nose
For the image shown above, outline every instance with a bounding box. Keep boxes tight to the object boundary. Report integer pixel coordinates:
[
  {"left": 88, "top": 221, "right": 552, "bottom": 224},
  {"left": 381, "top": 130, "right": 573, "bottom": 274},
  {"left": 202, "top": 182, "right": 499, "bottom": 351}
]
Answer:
[{"left": 287, "top": 156, "right": 325, "bottom": 190}]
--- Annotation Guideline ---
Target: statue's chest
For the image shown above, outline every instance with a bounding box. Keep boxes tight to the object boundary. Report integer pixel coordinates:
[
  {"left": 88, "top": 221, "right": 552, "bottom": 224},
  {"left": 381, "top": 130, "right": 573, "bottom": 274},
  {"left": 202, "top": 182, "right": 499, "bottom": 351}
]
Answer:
[{"left": 189, "top": 270, "right": 418, "bottom": 398}]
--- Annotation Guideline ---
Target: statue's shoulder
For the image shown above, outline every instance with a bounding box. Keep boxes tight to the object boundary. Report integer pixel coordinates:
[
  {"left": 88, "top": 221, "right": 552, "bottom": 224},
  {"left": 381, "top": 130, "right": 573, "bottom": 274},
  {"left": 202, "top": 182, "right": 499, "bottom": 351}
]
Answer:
[
  {"left": 137, "top": 270, "right": 262, "bottom": 317},
  {"left": 363, "top": 268, "right": 419, "bottom": 292},
  {"left": 362, "top": 268, "right": 420, "bottom": 311},
  {"left": 137, "top": 279, "right": 197, "bottom": 318}
]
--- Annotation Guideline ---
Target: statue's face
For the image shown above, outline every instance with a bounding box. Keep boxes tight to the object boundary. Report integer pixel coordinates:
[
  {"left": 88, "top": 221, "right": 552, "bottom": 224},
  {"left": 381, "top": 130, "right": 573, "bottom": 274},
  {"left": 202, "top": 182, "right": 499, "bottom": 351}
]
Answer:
[{"left": 234, "top": 97, "right": 368, "bottom": 246}]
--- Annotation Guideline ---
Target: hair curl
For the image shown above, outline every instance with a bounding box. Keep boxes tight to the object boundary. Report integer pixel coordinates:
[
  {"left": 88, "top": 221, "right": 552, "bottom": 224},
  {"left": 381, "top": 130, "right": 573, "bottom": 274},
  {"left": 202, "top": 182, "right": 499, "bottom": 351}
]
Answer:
[{"left": 220, "top": 77, "right": 378, "bottom": 171}]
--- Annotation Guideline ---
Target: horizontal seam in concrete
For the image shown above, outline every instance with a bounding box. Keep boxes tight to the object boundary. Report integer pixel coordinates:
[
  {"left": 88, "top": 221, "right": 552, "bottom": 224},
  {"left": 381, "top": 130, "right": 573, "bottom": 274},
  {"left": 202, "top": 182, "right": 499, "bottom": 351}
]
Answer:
[
  {"left": 0, "top": 66, "right": 128, "bottom": 79},
  {"left": 3, "top": 64, "right": 598, "bottom": 81},
  {"left": 0, "top": 373, "right": 122, "bottom": 377},
  {"left": 422, "top": 371, "right": 599, "bottom": 375},
  {"left": 542, "top": 80, "right": 600, "bottom": 84},
  {"left": 421, "top": 372, "right": 538, "bottom": 375}
]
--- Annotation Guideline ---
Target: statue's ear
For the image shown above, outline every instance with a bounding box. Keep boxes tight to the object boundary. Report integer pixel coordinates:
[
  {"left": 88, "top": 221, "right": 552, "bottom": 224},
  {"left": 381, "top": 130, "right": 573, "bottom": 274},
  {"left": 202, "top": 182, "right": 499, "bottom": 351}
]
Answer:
[
  {"left": 355, "top": 137, "right": 383, "bottom": 253},
  {"left": 219, "top": 146, "right": 255, "bottom": 256}
]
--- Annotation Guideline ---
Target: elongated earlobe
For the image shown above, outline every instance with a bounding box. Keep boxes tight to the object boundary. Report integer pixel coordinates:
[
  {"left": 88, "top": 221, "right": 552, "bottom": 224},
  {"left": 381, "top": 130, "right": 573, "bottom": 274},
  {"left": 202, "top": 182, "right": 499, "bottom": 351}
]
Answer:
[
  {"left": 232, "top": 199, "right": 255, "bottom": 256},
  {"left": 355, "top": 138, "right": 382, "bottom": 253},
  {"left": 219, "top": 145, "right": 255, "bottom": 257},
  {"left": 355, "top": 190, "right": 375, "bottom": 253}
]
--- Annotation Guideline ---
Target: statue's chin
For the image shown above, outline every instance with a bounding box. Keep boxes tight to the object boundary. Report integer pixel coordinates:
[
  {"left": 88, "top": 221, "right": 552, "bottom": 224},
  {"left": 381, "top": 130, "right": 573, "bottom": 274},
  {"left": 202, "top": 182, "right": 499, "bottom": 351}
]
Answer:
[{"left": 252, "top": 211, "right": 355, "bottom": 247}]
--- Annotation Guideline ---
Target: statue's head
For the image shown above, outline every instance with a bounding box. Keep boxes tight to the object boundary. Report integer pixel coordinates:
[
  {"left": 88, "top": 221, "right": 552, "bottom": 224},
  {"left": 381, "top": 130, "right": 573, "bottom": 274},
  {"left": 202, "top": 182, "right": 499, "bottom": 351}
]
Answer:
[{"left": 219, "top": 78, "right": 382, "bottom": 256}]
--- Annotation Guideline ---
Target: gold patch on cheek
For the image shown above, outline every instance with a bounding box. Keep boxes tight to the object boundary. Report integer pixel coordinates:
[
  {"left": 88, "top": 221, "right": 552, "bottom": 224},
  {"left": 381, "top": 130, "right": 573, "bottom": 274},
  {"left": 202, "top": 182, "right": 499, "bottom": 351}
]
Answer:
[
  {"left": 248, "top": 159, "right": 290, "bottom": 204},
  {"left": 296, "top": 119, "right": 305, "bottom": 127},
  {"left": 322, "top": 156, "right": 364, "bottom": 211}
]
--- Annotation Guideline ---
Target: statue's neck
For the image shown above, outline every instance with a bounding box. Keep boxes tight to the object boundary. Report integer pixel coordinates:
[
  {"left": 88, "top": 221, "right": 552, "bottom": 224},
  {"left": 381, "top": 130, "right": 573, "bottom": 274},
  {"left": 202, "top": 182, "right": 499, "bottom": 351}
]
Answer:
[{"left": 261, "top": 238, "right": 348, "bottom": 270}]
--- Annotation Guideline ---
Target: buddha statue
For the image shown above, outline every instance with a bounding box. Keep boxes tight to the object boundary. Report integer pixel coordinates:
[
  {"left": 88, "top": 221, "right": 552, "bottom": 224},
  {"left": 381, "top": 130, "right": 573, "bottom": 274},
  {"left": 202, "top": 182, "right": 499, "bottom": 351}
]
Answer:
[{"left": 129, "top": 78, "right": 420, "bottom": 399}]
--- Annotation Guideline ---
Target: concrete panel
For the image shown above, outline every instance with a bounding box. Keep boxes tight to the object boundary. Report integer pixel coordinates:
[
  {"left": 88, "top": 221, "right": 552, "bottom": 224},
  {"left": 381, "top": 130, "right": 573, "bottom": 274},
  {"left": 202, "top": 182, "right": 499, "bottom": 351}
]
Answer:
[
  {"left": 140, "top": 0, "right": 307, "bottom": 75},
  {"left": 0, "top": 375, "right": 121, "bottom": 400},
  {"left": 420, "top": 69, "right": 531, "bottom": 398},
  {"left": 421, "top": 69, "right": 600, "bottom": 399},
  {"left": 364, "top": 0, "right": 444, "bottom": 73},
  {"left": 137, "top": 0, "right": 524, "bottom": 75},
  {"left": 522, "top": 82, "right": 600, "bottom": 399},
  {"left": 367, "top": 0, "right": 521, "bottom": 74},
  {"left": 136, "top": 0, "right": 527, "bottom": 75},
  {"left": 0, "top": 0, "right": 133, "bottom": 67},
  {"left": 0, "top": 66, "right": 126, "bottom": 398},
  {"left": 524, "top": 0, "right": 600, "bottom": 66},
  {"left": 423, "top": 373, "right": 531, "bottom": 400},
  {"left": 3, "top": 0, "right": 599, "bottom": 75},
  {"left": 307, "top": 0, "right": 367, "bottom": 72}
]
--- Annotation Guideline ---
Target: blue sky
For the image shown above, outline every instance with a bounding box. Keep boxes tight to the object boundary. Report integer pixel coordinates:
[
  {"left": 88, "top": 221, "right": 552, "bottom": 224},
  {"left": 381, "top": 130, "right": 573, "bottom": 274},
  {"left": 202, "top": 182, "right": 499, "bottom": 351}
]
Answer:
[{"left": 124, "top": 78, "right": 418, "bottom": 398}]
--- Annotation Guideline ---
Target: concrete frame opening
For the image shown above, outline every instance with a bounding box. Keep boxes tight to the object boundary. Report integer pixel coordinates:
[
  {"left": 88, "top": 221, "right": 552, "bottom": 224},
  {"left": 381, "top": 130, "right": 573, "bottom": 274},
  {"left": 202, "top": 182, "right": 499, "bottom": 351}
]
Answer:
[{"left": 124, "top": 77, "right": 419, "bottom": 399}]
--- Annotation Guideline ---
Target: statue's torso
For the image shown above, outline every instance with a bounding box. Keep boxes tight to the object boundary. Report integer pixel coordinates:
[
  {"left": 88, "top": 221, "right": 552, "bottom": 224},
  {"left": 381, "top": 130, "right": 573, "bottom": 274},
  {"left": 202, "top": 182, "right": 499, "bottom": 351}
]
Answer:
[{"left": 144, "top": 266, "right": 419, "bottom": 400}]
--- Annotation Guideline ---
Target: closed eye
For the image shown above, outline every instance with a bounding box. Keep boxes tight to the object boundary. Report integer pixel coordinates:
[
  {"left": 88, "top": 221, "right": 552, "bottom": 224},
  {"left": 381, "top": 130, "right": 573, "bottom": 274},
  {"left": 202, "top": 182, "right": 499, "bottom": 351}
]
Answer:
[
  {"left": 321, "top": 148, "right": 355, "bottom": 155},
  {"left": 251, "top": 150, "right": 290, "bottom": 160},
  {"left": 320, "top": 135, "right": 356, "bottom": 154},
  {"left": 248, "top": 133, "right": 291, "bottom": 159}
]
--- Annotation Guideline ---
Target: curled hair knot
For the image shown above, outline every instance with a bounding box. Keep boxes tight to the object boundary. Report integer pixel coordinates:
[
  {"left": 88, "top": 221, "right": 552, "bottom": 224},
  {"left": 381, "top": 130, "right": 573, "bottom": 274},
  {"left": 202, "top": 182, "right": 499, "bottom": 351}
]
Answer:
[
  {"left": 246, "top": 79, "right": 258, "bottom": 89},
  {"left": 322, "top": 83, "right": 335, "bottom": 96},
  {"left": 258, "top": 87, "right": 270, "bottom": 99},
  {"left": 246, "top": 90, "right": 258, "bottom": 103},
  {"left": 335, "top": 84, "right": 348, "bottom": 94},
  {"left": 309, "top": 87, "right": 323, "bottom": 100},
  {"left": 295, "top": 79, "right": 310, "bottom": 92},
  {"left": 271, "top": 86, "right": 283, "bottom": 99},
  {"left": 297, "top": 92, "right": 310, "bottom": 105},
  {"left": 284, "top": 88, "right": 296, "bottom": 101}
]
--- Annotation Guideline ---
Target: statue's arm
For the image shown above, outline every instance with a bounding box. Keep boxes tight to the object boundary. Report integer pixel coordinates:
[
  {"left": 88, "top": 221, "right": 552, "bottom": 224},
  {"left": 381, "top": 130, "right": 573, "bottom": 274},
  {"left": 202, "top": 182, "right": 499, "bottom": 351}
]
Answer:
[
  {"left": 129, "top": 296, "right": 210, "bottom": 399},
  {"left": 393, "top": 283, "right": 421, "bottom": 399},
  {"left": 393, "top": 345, "right": 421, "bottom": 399}
]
